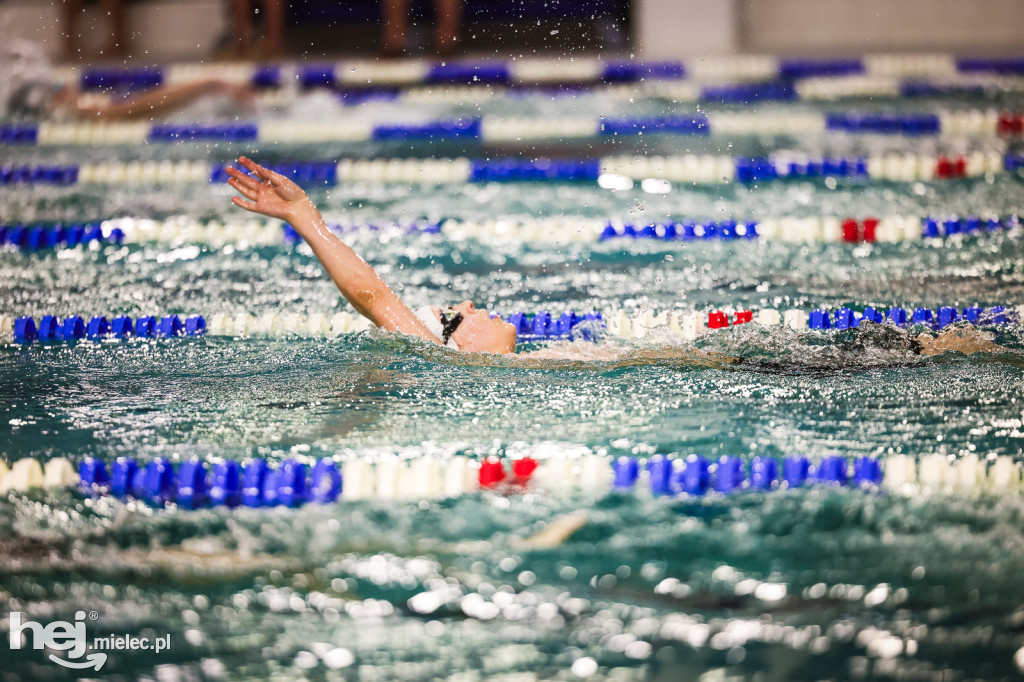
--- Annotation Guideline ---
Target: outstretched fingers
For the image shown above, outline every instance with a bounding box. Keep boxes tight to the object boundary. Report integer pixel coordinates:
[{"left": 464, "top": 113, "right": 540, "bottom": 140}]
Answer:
[
  {"left": 231, "top": 196, "right": 259, "bottom": 213},
  {"left": 226, "top": 166, "right": 261, "bottom": 190},
  {"left": 228, "top": 176, "right": 259, "bottom": 201},
  {"left": 238, "top": 156, "right": 285, "bottom": 186},
  {"left": 237, "top": 156, "right": 269, "bottom": 179}
]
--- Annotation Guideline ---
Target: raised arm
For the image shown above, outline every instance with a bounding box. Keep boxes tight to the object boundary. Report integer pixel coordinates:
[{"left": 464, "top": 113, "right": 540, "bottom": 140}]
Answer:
[{"left": 226, "top": 156, "right": 440, "bottom": 343}]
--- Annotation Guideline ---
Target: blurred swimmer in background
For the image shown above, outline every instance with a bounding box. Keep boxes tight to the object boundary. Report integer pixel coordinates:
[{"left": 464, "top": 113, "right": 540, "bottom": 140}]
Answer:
[{"left": 0, "top": 38, "right": 252, "bottom": 121}]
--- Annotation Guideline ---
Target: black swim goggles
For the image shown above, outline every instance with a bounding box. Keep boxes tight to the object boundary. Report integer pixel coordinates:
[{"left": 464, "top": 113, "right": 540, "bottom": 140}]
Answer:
[{"left": 439, "top": 307, "right": 464, "bottom": 345}]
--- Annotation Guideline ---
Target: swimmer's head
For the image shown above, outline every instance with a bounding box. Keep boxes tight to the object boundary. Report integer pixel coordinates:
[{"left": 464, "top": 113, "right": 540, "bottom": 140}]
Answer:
[{"left": 445, "top": 301, "right": 517, "bottom": 354}]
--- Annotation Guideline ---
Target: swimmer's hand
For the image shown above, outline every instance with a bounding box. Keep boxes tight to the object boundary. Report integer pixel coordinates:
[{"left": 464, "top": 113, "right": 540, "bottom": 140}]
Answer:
[{"left": 226, "top": 156, "right": 316, "bottom": 223}]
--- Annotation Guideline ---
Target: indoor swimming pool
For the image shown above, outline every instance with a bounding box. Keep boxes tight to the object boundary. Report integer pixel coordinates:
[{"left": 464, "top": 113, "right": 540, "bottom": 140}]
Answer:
[{"left": 2, "top": 56, "right": 1024, "bottom": 680}]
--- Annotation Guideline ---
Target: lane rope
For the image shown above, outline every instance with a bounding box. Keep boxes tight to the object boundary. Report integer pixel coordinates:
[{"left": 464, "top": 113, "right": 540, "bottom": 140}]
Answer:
[
  {"left": 2, "top": 211, "right": 1020, "bottom": 253},
  {"left": 3, "top": 304, "right": 1019, "bottom": 345},
  {"left": 3, "top": 108, "right": 1023, "bottom": 148},
  {"left": 44, "top": 55, "right": 1024, "bottom": 95},
  {"left": 0, "top": 452, "right": 1019, "bottom": 505},
  {"left": 1, "top": 148, "right": 1019, "bottom": 188}
]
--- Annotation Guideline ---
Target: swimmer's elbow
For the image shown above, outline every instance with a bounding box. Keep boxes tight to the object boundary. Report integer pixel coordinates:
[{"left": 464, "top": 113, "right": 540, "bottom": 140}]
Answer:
[{"left": 353, "top": 287, "right": 409, "bottom": 331}]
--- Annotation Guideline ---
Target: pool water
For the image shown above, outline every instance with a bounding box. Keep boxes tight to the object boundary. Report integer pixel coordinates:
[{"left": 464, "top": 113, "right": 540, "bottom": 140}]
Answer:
[{"left": 2, "top": 83, "right": 1024, "bottom": 680}]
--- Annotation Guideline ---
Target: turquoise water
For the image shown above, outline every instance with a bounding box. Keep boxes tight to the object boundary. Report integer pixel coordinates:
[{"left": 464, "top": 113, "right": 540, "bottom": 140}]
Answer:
[{"left": 3, "top": 91, "right": 1024, "bottom": 680}]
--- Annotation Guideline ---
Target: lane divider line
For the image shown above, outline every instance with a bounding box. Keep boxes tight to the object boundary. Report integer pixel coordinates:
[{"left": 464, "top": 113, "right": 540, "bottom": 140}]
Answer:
[
  {"left": 4, "top": 108, "right": 1023, "bottom": 148},
  {"left": 0, "top": 149, "right": 1019, "bottom": 189},
  {"left": 0, "top": 453, "right": 1020, "bottom": 503},
  {"left": 3, "top": 304, "right": 1020, "bottom": 345}
]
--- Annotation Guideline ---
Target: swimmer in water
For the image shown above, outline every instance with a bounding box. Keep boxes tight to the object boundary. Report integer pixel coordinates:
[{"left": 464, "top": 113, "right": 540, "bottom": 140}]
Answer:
[
  {"left": 0, "top": 38, "right": 252, "bottom": 121},
  {"left": 226, "top": 156, "right": 1003, "bottom": 359},
  {"left": 228, "top": 156, "right": 518, "bottom": 354}
]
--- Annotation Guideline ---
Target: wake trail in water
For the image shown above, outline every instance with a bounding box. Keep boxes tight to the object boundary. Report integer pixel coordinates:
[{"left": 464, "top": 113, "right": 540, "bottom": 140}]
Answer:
[{"left": 388, "top": 321, "right": 1021, "bottom": 374}]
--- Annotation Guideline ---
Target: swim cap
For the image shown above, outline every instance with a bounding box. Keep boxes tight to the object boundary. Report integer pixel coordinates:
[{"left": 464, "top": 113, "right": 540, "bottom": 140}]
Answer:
[{"left": 414, "top": 306, "right": 460, "bottom": 350}]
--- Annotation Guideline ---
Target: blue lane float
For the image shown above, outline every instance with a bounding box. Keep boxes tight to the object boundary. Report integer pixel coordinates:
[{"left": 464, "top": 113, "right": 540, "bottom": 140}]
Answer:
[
  {"left": 468, "top": 158, "right": 601, "bottom": 182},
  {"left": 716, "top": 456, "right": 745, "bottom": 492},
  {"left": 815, "top": 456, "right": 849, "bottom": 484},
  {"left": 261, "top": 468, "right": 280, "bottom": 507},
  {"left": 1005, "top": 153, "right": 1024, "bottom": 173},
  {"left": 309, "top": 459, "right": 343, "bottom": 504},
  {"left": 956, "top": 57, "right": 1024, "bottom": 75},
  {"left": 0, "top": 165, "right": 78, "bottom": 185},
  {"left": 13, "top": 312, "right": 98, "bottom": 342},
  {"left": 60, "top": 316, "right": 86, "bottom": 340},
  {"left": 78, "top": 456, "right": 343, "bottom": 508},
  {"left": 700, "top": 82, "right": 796, "bottom": 104},
  {"left": 86, "top": 315, "right": 110, "bottom": 339},
  {"left": 276, "top": 459, "right": 307, "bottom": 507},
  {"left": 923, "top": 216, "right": 1003, "bottom": 238},
  {"left": 783, "top": 456, "right": 810, "bottom": 487},
  {"left": 10, "top": 315, "right": 207, "bottom": 344},
  {"left": 599, "top": 219, "right": 760, "bottom": 241},
  {"left": 36, "top": 316, "right": 60, "bottom": 341},
  {"left": 111, "top": 457, "right": 138, "bottom": 498},
  {"left": 242, "top": 459, "right": 269, "bottom": 507},
  {"left": 806, "top": 305, "right": 1013, "bottom": 331},
  {"left": 503, "top": 310, "right": 604, "bottom": 341},
  {"left": 134, "top": 316, "right": 157, "bottom": 338},
  {"left": 612, "top": 457, "right": 640, "bottom": 490},
  {"left": 372, "top": 118, "right": 481, "bottom": 141},
  {"left": 599, "top": 115, "right": 708, "bottom": 136},
  {"left": 135, "top": 457, "right": 175, "bottom": 504},
  {"left": 680, "top": 455, "right": 711, "bottom": 495},
  {"left": 750, "top": 457, "right": 778, "bottom": 490},
  {"left": 299, "top": 64, "right": 337, "bottom": 89},
  {"left": 647, "top": 455, "right": 673, "bottom": 496},
  {"left": 13, "top": 317, "right": 37, "bottom": 343},
  {"left": 0, "top": 124, "right": 39, "bottom": 145},
  {"left": 176, "top": 459, "right": 208, "bottom": 509},
  {"left": 428, "top": 62, "right": 511, "bottom": 84},
  {"left": 601, "top": 61, "right": 686, "bottom": 82},
  {"left": 336, "top": 88, "right": 401, "bottom": 106},
  {"left": 627, "top": 454, "right": 880, "bottom": 496},
  {"left": 826, "top": 112, "right": 941, "bottom": 135},
  {"left": 779, "top": 58, "right": 865, "bottom": 79},
  {"left": 149, "top": 123, "right": 258, "bottom": 143},
  {"left": 80, "top": 67, "right": 164, "bottom": 92},
  {"left": 110, "top": 316, "right": 133, "bottom": 338},
  {"left": 210, "top": 461, "right": 242, "bottom": 507},
  {"left": 251, "top": 65, "right": 281, "bottom": 89},
  {"left": 736, "top": 155, "right": 870, "bottom": 183}
]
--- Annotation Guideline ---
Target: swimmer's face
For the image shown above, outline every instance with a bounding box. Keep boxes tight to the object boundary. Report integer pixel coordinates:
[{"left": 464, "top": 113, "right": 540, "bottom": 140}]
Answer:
[{"left": 449, "top": 301, "right": 517, "bottom": 354}]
